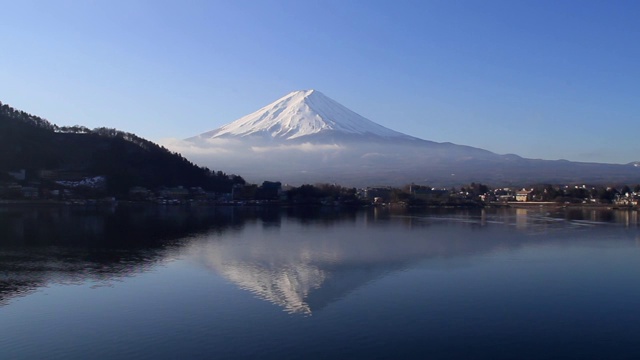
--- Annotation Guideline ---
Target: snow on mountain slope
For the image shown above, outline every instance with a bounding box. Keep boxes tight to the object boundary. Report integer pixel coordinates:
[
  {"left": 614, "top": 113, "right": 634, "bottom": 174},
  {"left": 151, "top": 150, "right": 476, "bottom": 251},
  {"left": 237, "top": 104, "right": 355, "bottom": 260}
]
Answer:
[{"left": 196, "top": 90, "right": 411, "bottom": 140}]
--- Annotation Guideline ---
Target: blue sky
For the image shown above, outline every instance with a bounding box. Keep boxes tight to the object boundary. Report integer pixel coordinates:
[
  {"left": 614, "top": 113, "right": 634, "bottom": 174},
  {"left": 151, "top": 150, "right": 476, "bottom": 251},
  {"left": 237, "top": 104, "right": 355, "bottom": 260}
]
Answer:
[{"left": 1, "top": 0, "right": 639, "bottom": 163}]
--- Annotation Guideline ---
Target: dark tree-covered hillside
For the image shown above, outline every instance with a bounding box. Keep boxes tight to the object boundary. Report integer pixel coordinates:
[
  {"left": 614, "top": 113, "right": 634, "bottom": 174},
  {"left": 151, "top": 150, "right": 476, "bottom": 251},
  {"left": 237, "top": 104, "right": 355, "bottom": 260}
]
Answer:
[{"left": 0, "top": 101, "right": 245, "bottom": 195}]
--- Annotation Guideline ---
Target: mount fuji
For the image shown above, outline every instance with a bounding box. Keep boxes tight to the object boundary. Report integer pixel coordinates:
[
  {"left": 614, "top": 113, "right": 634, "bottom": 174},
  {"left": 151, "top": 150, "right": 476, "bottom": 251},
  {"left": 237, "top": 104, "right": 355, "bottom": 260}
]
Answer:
[
  {"left": 175, "top": 90, "right": 639, "bottom": 186},
  {"left": 197, "top": 89, "right": 411, "bottom": 141}
]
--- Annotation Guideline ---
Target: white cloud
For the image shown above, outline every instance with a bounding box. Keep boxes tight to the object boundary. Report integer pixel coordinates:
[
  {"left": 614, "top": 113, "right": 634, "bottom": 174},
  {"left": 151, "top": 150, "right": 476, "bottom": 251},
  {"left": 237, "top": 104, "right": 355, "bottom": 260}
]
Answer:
[
  {"left": 158, "top": 138, "right": 233, "bottom": 155},
  {"left": 250, "top": 143, "right": 343, "bottom": 153},
  {"left": 361, "top": 152, "right": 390, "bottom": 159}
]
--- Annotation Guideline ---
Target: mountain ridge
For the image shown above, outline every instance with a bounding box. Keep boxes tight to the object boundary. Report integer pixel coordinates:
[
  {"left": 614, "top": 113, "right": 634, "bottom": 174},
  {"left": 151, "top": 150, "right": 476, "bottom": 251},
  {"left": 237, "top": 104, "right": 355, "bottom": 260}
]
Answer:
[
  {"left": 0, "top": 100, "right": 245, "bottom": 195},
  {"left": 179, "top": 90, "right": 640, "bottom": 186}
]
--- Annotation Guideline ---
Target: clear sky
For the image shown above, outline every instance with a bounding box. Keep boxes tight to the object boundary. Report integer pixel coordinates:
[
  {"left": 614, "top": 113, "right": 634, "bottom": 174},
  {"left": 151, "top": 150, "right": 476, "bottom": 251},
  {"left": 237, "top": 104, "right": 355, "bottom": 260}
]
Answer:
[{"left": 1, "top": 0, "right": 638, "bottom": 163}]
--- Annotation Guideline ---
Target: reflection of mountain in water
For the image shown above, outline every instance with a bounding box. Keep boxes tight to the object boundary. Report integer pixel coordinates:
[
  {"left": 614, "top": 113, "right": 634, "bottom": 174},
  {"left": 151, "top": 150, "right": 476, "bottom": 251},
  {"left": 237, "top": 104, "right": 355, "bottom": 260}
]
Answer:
[
  {"left": 195, "top": 207, "right": 640, "bottom": 315},
  {"left": 196, "top": 221, "right": 454, "bottom": 314},
  {"left": 1, "top": 205, "right": 637, "bottom": 311}
]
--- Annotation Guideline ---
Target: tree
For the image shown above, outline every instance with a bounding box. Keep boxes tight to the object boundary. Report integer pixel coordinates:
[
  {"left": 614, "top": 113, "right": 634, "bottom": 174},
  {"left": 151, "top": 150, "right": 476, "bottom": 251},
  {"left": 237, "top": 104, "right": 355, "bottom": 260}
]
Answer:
[
  {"left": 621, "top": 185, "right": 631, "bottom": 196},
  {"left": 597, "top": 187, "right": 618, "bottom": 203}
]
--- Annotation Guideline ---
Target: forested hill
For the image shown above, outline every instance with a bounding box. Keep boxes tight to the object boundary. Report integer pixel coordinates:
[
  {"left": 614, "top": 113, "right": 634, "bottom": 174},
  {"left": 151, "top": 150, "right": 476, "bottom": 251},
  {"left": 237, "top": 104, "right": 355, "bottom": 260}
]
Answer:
[{"left": 0, "top": 101, "right": 245, "bottom": 195}]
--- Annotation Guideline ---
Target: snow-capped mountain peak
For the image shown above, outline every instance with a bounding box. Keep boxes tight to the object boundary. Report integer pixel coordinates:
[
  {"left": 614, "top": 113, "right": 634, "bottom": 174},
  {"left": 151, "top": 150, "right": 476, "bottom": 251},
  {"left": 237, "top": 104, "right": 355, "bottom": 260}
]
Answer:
[
  {"left": 197, "top": 89, "right": 408, "bottom": 140},
  {"left": 173, "top": 90, "right": 640, "bottom": 186}
]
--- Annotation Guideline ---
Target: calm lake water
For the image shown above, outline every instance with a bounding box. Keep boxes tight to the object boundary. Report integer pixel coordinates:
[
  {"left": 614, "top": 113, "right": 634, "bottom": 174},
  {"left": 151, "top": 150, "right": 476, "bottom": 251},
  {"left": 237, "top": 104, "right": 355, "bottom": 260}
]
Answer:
[{"left": 1, "top": 205, "right": 640, "bottom": 359}]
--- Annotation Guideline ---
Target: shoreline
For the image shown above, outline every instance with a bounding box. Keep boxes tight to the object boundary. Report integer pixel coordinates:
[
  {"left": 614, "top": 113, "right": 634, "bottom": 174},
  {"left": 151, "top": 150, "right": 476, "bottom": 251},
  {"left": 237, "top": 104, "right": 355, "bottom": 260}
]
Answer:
[
  {"left": 0, "top": 199, "right": 637, "bottom": 211},
  {"left": 490, "top": 201, "right": 638, "bottom": 210}
]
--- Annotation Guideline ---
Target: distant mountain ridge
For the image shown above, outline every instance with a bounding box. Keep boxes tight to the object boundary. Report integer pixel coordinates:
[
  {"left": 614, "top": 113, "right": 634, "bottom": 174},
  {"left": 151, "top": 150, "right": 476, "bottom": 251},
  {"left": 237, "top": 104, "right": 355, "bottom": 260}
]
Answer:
[{"left": 180, "top": 90, "right": 640, "bottom": 186}]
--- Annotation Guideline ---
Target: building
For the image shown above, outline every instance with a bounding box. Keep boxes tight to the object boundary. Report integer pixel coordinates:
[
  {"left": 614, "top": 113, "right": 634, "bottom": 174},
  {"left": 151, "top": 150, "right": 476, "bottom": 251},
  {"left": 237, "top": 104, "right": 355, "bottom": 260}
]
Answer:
[
  {"left": 159, "top": 186, "right": 189, "bottom": 199},
  {"left": 8, "top": 169, "right": 26, "bottom": 181},
  {"left": 364, "top": 187, "right": 392, "bottom": 202},
  {"left": 21, "top": 186, "right": 39, "bottom": 199},
  {"left": 516, "top": 189, "right": 533, "bottom": 202}
]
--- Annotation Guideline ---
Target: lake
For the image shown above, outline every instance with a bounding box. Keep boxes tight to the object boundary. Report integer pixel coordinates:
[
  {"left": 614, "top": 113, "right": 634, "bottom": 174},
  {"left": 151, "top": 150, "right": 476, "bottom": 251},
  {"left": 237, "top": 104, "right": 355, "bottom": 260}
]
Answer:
[{"left": 1, "top": 205, "right": 640, "bottom": 359}]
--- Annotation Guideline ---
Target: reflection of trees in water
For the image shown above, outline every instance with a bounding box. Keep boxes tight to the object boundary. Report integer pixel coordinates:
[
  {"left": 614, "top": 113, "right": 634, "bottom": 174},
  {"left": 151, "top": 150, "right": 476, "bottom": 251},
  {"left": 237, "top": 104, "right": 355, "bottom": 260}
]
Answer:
[
  {"left": 0, "top": 205, "right": 256, "bottom": 305},
  {"left": 284, "top": 206, "right": 358, "bottom": 226}
]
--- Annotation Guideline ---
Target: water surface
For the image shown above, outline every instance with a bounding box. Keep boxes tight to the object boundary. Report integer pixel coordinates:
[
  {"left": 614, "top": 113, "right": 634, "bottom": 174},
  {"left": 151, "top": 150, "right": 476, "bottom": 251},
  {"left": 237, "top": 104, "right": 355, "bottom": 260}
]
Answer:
[{"left": 1, "top": 205, "right": 639, "bottom": 359}]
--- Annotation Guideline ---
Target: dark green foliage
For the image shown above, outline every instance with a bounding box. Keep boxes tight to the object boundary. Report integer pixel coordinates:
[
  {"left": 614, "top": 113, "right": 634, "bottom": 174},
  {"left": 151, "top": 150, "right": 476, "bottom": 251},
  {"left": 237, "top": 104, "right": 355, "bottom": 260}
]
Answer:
[
  {"left": 597, "top": 187, "right": 618, "bottom": 203},
  {"left": 0, "top": 102, "right": 58, "bottom": 171},
  {"left": 390, "top": 188, "right": 412, "bottom": 202},
  {"left": 0, "top": 101, "right": 245, "bottom": 195},
  {"left": 536, "top": 184, "right": 563, "bottom": 201},
  {"left": 234, "top": 184, "right": 258, "bottom": 200},
  {"left": 287, "top": 184, "right": 359, "bottom": 205},
  {"left": 460, "top": 182, "right": 489, "bottom": 196},
  {"left": 287, "top": 184, "right": 323, "bottom": 204},
  {"left": 565, "top": 187, "right": 589, "bottom": 200},
  {"left": 255, "top": 181, "right": 281, "bottom": 200}
]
